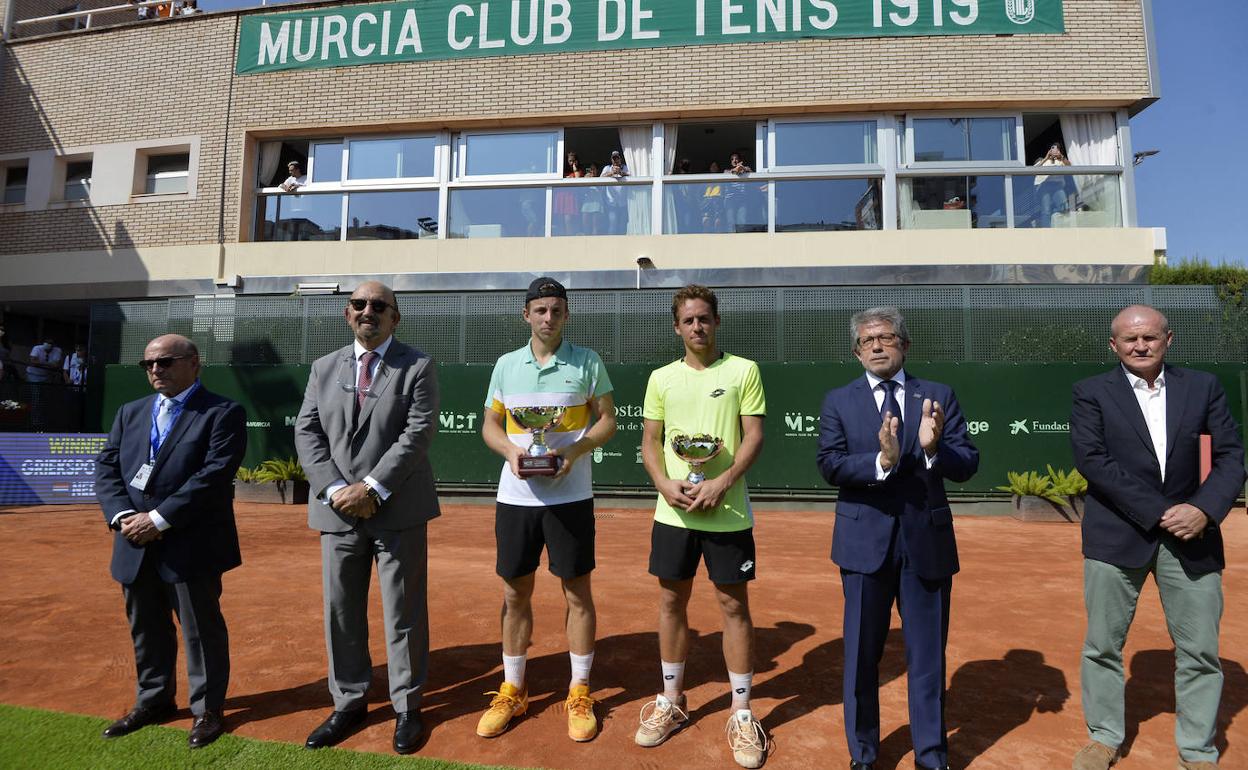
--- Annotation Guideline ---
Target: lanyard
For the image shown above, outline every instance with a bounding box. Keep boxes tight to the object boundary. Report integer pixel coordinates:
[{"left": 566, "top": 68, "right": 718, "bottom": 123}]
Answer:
[{"left": 149, "top": 381, "right": 199, "bottom": 460}]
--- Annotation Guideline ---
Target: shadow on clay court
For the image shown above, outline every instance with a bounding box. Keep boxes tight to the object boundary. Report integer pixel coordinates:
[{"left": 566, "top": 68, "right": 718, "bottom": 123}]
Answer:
[
  {"left": 874, "top": 648, "right": 1069, "bottom": 770},
  {"left": 223, "top": 622, "right": 818, "bottom": 739},
  {"left": 1121, "top": 649, "right": 1248, "bottom": 760}
]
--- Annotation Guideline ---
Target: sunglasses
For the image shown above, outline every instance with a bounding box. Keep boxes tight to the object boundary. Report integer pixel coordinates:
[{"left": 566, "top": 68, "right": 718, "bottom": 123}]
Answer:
[
  {"left": 139, "top": 355, "right": 191, "bottom": 371},
  {"left": 348, "top": 299, "right": 392, "bottom": 313}
]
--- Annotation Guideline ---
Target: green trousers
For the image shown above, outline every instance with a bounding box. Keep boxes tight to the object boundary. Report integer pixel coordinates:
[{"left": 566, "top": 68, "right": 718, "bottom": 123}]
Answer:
[{"left": 1081, "top": 541, "right": 1223, "bottom": 762}]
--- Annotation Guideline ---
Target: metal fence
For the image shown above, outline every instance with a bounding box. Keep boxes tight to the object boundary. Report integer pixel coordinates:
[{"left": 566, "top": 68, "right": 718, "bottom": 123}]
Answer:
[{"left": 89, "top": 285, "right": 1246, "bottom": 367}]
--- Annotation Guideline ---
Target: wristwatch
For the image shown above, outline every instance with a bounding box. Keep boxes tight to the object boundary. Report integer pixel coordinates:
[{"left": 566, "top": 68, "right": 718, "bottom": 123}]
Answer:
[{"left": 364, "top": 483, "right": 382, "bottom": 506}]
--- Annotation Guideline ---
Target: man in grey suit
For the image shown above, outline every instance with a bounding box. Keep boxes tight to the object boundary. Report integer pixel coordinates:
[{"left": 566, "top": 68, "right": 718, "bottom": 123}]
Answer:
[{"left": 295, "top": 281, "right": 440, "bottom": 754}]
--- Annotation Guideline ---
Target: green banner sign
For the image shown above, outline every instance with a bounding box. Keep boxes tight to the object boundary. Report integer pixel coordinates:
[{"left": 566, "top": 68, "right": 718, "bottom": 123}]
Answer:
[
  {"left": 102, "top": 360, "right": 1244, "bottom": 497},
  {"left": 237, "top": 0, "right": 1065, "bottom": 75}
]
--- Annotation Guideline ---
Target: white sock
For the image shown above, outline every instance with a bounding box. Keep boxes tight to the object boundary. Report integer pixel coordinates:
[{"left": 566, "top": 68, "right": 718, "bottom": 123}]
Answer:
[
  {"left": 728, "top": 670, "right": 753, "bottom": 711},
  {"left": 569, "top": 651, "right": 594, "bottom": 687},
  {"left": 661, "top": 660, "right": 685, "bottom": 699},
  {"left": 503, "top": 654, "right": 527, "bottom": 689}
]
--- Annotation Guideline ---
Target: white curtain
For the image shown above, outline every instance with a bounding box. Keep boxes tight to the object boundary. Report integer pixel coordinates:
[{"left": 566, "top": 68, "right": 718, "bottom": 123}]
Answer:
[
  {"left": 618, "top": 126, "right": 651, "bottom": 234},
  {"left": 663, "top": 124, "right": 679, "bottom": 232},
  {"left": 1060, "top": 113, "right": 1118, "bottom": 199},
  {"left": 898, "top": 179, "right": 916, "bottom": 229},
  {"left": 258, "top": 141, "right": 282, "bottom": 187}
]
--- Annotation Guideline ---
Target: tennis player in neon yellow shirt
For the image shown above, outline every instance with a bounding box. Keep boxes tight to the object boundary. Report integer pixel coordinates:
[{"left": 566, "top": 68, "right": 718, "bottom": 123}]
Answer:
[{"left": 635, "top": 284, "right": 769, "bottom": 769}]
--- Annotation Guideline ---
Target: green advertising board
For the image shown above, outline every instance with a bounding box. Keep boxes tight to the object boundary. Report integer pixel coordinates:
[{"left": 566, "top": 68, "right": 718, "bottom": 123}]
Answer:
[
  {"left": 102, "top": 360, "right": 1246, "bottom": 497},
  {"left": 237, "top": 0, "right": 1065, "bottom": 75}
]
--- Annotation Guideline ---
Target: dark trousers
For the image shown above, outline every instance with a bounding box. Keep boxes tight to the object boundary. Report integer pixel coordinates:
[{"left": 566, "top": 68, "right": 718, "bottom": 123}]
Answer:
[
  {"left": 122, "top": 553, "right": 230, "bottom": 716},
  {"left": 841, "top": 522, "right": 952, "bottom": 768}
]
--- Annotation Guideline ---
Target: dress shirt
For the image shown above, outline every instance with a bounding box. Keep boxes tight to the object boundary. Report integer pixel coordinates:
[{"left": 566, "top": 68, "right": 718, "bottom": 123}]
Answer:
[
  {"left": 111, "top": 381, "right": 200, "bottom": 531},
  {"left": 864, "top": 370, "right": 937, "bottom": 481},
  {"left": 322, "top": 336, "right": 394, "bottom": 505},
  {"left": 1122, "top": 366, "right": 1168, "bottom": 482}
]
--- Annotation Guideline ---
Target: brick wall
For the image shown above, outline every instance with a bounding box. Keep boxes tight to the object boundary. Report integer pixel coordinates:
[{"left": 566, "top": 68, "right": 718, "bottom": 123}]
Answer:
[{"left": 0, "top": 0, "right": 1153, "bottom": 256}]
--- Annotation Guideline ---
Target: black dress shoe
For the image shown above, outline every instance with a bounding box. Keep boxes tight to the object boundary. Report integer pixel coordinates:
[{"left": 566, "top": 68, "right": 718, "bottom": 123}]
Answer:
[
  {"left": 102, "top": 702, "right": 176, "bottom": 738},
  {"left": 305, "top": 708, "right": 367, "bottom": 749},
  {"left": 188, "top": 711, "right": 225, "bottom": 749},
  {"left": 393, "top": 710, "right": 425, "bottom": 754},
  {"left": 916, "top": 765, "right": 951, "bottom": 770},
  {"left": 850, "top": 762, "right": 874, "bottom": 770}
]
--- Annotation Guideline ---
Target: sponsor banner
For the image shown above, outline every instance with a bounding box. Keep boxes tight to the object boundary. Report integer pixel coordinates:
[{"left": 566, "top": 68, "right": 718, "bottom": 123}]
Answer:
[
  {"left": 102, "top": 362, "right": 1244, "bottom": 495},
  {"left": 0, "top": 433, "right": 107, "bottom": 505},
  {"left": 237, "top": 0, "right": 1065, "bottom": 75}
]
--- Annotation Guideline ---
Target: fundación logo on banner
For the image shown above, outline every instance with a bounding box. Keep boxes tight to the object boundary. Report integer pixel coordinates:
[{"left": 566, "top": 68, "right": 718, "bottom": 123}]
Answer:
[{"left": 1009, "top": 418, "right": 1070, "bottom": 436}]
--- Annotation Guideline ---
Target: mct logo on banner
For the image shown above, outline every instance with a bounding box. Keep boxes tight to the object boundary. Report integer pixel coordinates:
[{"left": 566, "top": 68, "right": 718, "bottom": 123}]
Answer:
[
  {"left": 237, "top": 0, "right": 1065, "bottom": 75},
  {"left": 0, "top": 434, "right": 105, "bottom": 505}
]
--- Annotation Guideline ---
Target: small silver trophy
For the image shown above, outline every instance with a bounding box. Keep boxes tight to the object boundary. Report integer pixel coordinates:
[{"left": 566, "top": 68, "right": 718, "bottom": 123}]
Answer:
[
  {"left": 670, "top": 433, "right": 725, "bottom": 484},
  {"left": 508, "top": 406, "right": 567, "bottom": 477}
]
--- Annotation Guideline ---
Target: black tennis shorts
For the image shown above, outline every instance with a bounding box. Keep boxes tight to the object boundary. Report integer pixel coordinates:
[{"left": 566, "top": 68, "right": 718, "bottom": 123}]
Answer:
[
  {"left": 648, "top": 520, "right": 756, "bottom": 584},
  {"left": 496, "top": 498, "right": 596, "bottom": 580}
]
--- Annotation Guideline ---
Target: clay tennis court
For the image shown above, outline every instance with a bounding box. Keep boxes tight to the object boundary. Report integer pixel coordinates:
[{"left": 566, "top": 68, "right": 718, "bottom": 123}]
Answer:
[{"left": 1, "top": 502, "right": 1245, "bottom": 769}]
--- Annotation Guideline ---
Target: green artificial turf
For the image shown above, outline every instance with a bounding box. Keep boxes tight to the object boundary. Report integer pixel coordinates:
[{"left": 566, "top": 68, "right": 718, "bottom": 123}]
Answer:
[{"left": 0, "top": 704, "right": 530, "bottom": 770}]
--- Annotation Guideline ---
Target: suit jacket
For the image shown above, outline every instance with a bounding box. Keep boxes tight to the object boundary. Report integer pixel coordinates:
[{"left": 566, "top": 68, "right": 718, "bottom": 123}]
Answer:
[
  {"left": 295, "top": 339, "right": 440, "bottom": 532},
  {"left": 1071, "top": 364, "right": 1246, "bottom": 574},
  {"left": 95, "top": 385, "right": 247, "bottom": 585},
  {"left": 816, "top": 371, "right": 979, "bottom": 580}
]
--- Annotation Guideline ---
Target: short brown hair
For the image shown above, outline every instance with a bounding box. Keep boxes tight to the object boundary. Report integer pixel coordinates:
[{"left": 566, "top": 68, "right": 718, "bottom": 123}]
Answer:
[{"left": 671, "top": 284, "right": 718, "bottom": 320}]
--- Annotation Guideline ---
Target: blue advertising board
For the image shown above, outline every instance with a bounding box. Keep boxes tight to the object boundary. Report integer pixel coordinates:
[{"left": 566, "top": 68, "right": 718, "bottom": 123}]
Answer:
[{"left": 0, "top": 433, "right": 106, "bottom": 505}]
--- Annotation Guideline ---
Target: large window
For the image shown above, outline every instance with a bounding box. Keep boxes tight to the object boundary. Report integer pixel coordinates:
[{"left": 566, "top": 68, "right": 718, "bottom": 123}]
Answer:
[
  {"left": 448, "top": 187, "right": 547, "bottom": 238},
  {"left": 460, "top": 131, "right": 559, "bottom": 178},
  {"left": 911, "top": 117, "right": 1017, "bottom": 164},
  {"left": 252, "top": 112, "right": 1128, "bottom": 241},
  {"left": 346, "top": 191, "right": 439, "bottom": 239},
  {"left": 771, "top": 120, "right": 877, "bottom": 168},
  {"left": 900, "top": 176, "right": 1008, "bottom": 229},
  {"left": 777, "top": 179, "right": 882, "bottom": 232},
  {"left": 257, "top": 194, "right": 343, "bottom": 241},
  {"left": 348, "top": 136, "right": 436, "bottom": 181}
]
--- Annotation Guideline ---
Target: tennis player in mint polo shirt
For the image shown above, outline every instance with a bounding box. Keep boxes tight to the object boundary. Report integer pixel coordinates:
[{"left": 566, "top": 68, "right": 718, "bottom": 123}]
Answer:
[
  {"left": 635, "top": 284, "right": 769, "bottom": 769},
  {"left": 477, "top": 277, "right": 617, "bottom": 744}
]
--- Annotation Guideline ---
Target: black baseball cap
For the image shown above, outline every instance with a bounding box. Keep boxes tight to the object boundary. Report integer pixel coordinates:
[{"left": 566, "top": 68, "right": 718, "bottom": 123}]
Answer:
[{"left": 525, "top": 277, "right": 567, "bottom": 304}]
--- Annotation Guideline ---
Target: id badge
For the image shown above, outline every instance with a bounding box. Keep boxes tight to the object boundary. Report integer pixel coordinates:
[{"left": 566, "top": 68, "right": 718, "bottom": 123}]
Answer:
[{"left": 130, "top": 463, "right": 154, "bottom": 491}]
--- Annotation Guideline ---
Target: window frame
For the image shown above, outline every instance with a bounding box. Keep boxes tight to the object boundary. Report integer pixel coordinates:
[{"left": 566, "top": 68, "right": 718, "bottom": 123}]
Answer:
[
  {"left": 133, "top": 147, "right": 192, "bottom": 197},
  {"left": 766, "top": 114, "right": 886, "bottom": 173},
  {"left": 0, "top": 161, "right": 28, "bottom": 206},
  {"left": 342, "top": 134, "right": 440, "bottom": 186},
  {"left": 455, "top": 128, "right": 564, "bottom": 182},
  {"left": 57, "top": 154, "right": 94, "bottom": 203},
  {"left": 904, "top": 111, "right": 1025, "bottom": 169}
]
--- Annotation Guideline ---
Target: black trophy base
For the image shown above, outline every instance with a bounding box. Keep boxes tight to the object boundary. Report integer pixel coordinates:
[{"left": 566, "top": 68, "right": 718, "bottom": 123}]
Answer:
[{"left": 518, "top": 455, "right": 561, "bottom": 477}]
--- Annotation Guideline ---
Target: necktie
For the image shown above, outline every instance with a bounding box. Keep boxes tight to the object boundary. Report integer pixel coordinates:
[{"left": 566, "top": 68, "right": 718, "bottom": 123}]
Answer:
[
  {"left": 880, "top": 380, "right": 904, "bottom": 434},
  {"left": 357, "top": 351, "right": 377, "bottom": 409},
  {"left": 154, "top": 398, "right": 174, "bottom": 453}
]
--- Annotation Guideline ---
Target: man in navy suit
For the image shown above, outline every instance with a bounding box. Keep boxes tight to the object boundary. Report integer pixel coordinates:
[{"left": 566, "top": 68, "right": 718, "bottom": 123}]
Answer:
[
  {"left": 816, "top": 307, "right": 979, "bottom": 770},
  {"left": 95, "top": 333, "right": 247, "bottom": 749},
  {"left": 1070, "top": 305, "right": 1245, "bottom": 770}
]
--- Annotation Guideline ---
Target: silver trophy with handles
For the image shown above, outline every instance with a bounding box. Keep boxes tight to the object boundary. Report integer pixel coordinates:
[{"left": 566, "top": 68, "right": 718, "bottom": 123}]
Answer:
[
  {"left": 670, "top": 433, "right": 725, "bottom": 484},
  {"left": 508, "top": 406, "right": 567, "bottom": 477}
]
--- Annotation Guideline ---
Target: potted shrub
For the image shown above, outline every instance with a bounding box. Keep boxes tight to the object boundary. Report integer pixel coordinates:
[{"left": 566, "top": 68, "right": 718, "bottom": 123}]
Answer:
[
  {"left": 234, "top": 458, "right": 309, "bottom": 505},
  {"left": 996, "top": 470, "right": 1076, "bottom": 522},
  {"left": 253, "top": 457, "right": 309, "bottom": 505},
  {"left": 1046, "top": 464, "right": 1088, "bottom": 520}
]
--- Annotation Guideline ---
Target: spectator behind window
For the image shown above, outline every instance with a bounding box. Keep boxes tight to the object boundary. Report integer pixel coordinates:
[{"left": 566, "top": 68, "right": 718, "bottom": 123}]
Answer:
[{"left": 280, "top": 161, "right": 307, "bottom": 192}]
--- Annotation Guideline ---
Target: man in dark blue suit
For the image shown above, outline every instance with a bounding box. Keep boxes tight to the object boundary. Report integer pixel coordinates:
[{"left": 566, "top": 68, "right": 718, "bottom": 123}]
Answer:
[
  {"left": 95, "top": 334, "right": 247, "bottom": 749},
  {"left": 816, "top": 307, "right": 979, "bottom": 770},
  {"left": 1070, "top": 305, "right": 1245, "bottom": 770}
]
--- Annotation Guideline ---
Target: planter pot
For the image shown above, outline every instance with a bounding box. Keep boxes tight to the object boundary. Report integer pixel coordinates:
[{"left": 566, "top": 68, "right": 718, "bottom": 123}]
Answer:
[
  {"left": 1066, "top": 495, "right": 1085, "bottom": 521},
  {"left": 235, "top": 480, "right": 309, "bottom": 505},
  {"left": 1011, "top": 494, "right": 1077, "bottom": 523}
]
